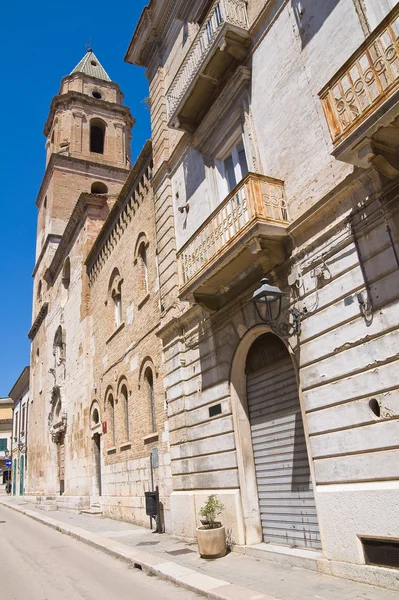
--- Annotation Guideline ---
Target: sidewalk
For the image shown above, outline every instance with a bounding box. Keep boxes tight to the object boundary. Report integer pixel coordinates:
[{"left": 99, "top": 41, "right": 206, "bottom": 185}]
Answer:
[{"left": 0, "top": 497, "right": 396, "bottom": 600}]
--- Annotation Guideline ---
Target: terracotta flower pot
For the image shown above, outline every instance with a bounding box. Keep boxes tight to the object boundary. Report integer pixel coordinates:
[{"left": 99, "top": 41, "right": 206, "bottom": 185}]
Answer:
[{"left": 196, "top": 525, "right": 227, "bottom": 558}]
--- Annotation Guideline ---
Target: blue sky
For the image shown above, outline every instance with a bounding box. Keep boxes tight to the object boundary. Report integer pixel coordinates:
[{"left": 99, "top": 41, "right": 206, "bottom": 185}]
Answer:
[{"left": 0, "top": 1, "right": 151, "bottom": 395}]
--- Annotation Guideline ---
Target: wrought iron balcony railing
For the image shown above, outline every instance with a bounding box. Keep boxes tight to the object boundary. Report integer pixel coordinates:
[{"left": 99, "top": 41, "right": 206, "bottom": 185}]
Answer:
[
  {"left": 166, "top": 0, "right": 249, "bottom": 128},
  {"left": 320, "top": 7, "right": 399, "bottom": 148},
  {"left": 177, "top": 173, "right": 288, "bottom": 292}
]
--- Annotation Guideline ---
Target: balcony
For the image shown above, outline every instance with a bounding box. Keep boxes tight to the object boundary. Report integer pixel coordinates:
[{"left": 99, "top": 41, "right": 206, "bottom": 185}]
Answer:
[
  {"left": 319, "top": 6, "right": 399, "bottom": 175},
  {"left": 177, "top": 173, "right": 289, "bottom": 311},
  {"left": 166, "top": 0, "right": 250, "bottom": 133}
]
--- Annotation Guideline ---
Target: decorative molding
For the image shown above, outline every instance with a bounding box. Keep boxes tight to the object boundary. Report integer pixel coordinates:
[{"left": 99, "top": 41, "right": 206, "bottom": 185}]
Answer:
[
  {"left": 45, "top": 194, "right": 108, "bottom": 286},
  {"left": 106, "top": 322, "right": 125, "bottom": 345},
  {"left": 32, "top": 234, "right": 62, "bottom": 277},
  {"left": 44, "top": 90, "right": 135, "bottom": 137},
  {"left": 86, "top": 141, "right": 153, "bottom": 284},
  {"left": 28, "top": 302, "right": 49, "bottom": 340}
]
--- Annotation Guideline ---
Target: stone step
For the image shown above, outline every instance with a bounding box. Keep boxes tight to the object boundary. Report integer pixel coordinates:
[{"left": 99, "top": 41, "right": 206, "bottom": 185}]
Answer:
[
  {"left": 36, "top": 504, "right": 58, "bottom": 512},
  {"left": 80, "top": 508, "right": 103, "bottom": 516},
  {"left": 238, "top": 542, "right": 322, "bottom": 571}
]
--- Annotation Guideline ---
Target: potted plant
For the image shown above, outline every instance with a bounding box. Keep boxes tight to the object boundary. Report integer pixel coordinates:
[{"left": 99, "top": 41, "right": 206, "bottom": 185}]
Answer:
[{"left": 196, "top": 494, "right": 227, "bottom": 558}]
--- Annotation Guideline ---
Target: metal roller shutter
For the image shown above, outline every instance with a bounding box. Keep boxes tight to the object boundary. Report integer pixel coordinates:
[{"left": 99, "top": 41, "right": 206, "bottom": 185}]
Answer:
[{"left": 247, "top": 356, "right": 321, "bottom": 550}]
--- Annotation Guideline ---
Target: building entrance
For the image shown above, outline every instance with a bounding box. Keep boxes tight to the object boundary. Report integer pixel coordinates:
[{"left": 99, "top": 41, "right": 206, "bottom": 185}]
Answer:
[{"left": 246, "top": 333, "right": 320, "bottom": 549}]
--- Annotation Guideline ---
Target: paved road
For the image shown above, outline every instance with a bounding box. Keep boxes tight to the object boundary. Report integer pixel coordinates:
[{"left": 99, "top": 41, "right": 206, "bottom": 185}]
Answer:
[{"left": 0, "top": 505, "right": 202, "bottom": 600}]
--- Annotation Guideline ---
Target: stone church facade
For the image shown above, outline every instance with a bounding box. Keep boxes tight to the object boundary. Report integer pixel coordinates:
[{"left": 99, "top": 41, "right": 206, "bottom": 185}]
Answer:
[
  {"left": 27, "top": 51, "right": 171, "bottom": 526},
  {"left": 26, "top": 0, "right": 399, "bottom": 591}
]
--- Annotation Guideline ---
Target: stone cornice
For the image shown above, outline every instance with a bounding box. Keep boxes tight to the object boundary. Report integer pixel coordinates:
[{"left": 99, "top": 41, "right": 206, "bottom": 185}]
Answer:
[
  {"left": 125, "top": 0, "right": 183, "bottom": 67},
  {"left": 36, "top": 153, "right": 130, "bottom": 208},
  {"left": 44, "top": 90, "right": 135, "bottom": 136},
  {"left": 32, "top": 234, "right": 62, "bottom": 277},
  {"left": 45, "top": 194, "right": 109, "bottom": 285},
  {"left": 192, "top": 66, "right": 251, "bottom": 153},
  {"left": 85, "top": 140, "right": 153, "bottom": 275},
  {"left": 28, "top": 302, "right": 49, "bottom": 340}
]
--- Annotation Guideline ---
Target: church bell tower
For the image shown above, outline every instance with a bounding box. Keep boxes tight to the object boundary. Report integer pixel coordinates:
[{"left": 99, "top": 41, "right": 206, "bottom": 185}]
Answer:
[{"left": 35, "top": 49, "right": 134, "bottom": 262}]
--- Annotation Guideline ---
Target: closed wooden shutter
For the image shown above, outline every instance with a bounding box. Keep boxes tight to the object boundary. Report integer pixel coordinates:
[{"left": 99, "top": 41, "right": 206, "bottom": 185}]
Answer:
[{"left": 247, "top": 356, "right": 321, "bottom": 550}]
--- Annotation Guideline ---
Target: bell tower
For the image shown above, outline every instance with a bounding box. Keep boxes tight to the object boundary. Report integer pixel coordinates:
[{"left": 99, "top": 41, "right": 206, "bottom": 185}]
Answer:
[{"left": 35, "top": 49, "right": 134, "bottom": 260}]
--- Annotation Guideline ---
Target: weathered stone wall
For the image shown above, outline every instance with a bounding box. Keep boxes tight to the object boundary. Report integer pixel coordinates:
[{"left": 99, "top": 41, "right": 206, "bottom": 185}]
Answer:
[{"left": 88, "top": 144, "right": 172, "bottom": 528}]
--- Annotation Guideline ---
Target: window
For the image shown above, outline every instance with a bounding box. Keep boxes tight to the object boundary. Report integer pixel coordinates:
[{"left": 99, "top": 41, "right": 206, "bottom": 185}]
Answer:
[
  {"left": 113, "top": 292, "right": 122, "bottom": 328},
  {"left": 53, "top": 326, "right": 66, "bottom": 365},
  {"left": 0, "top": 439, "right": 7, "bottom": 452},
  {"left": 91, "top": 181, "right": 108, "bottom": 194},
  {"left": 37, "top": 280, "right": 42, "bottom": 303},
  {"left": 109, "top": 269, "right": 123, "bottom": 330},
  {"left": 223, "top": 140, "right": 248, "bottom": 192},
  {"left": 145, "top": 368, "right": 156, "bottom": 433},
  {"left": 138, "top": 243, "right": 149, "bottom": 294},
  {"left": 90, "top": 119, "right": 105, "bottom": 154},
  {"left": 108, "top": 395, "right": 115, "bottom": 446},
  {"left": 120, "top": 385, "right": 129, "bottom": 441},
  {"left": 62, "top": 257, "right": 70, "bottom": 288},
  {"left": 21, "top": 405, "right": 26, "bottom": 435},
  {"left": 92, "top": 408, "right": 100, "bottom": 426},
  {"left": 14, "top": 412, "right": 19, "bottom": 440}
]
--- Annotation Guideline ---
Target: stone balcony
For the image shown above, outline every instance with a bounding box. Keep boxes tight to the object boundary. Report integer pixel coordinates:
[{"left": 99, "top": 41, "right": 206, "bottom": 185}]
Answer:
[
  {"left": 177, "top": 173, "right": 289, "bottom": 311},
  {"left": 319, "top": 6, "right": 399, "bottom": 177},
  {"left": 166, "top": 0, "right": 250, "bottom": 133}
]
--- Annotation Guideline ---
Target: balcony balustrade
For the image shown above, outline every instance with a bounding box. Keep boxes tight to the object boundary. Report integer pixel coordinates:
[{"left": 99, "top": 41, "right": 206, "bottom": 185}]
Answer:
[
  {"left": 177, "top": 173, "right": 289, "bottom": 310},
  {"left": 320, "top": 6, "right": 399, "bottom": 172},
  {"left": 166, "top": 0, "right": 250, "bottom": 133}
]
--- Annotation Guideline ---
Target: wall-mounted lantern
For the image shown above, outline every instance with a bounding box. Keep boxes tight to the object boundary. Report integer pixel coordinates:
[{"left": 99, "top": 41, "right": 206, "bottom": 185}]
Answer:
[{"left": 252, "top": 277, "right": 301, "bottom": 337}]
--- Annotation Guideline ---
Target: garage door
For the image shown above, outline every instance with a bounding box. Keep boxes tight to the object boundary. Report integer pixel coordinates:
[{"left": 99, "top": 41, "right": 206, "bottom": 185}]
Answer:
[{"left": 246, "top": 336, "right": 321, "bottom": 550}]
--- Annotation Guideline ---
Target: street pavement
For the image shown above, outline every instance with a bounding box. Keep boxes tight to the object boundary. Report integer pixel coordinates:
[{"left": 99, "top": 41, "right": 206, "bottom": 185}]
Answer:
[
  {"left": 1, "top": 498, "right": 397, "bottom": 600},
  {"left": 0, "top": 504, "right": 203, "bottom": 600}
]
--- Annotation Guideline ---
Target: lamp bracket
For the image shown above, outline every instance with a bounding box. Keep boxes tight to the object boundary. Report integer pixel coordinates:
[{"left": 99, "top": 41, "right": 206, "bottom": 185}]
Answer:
[{"left": 268, "top": 308, "right": 301, "bottom": 338}]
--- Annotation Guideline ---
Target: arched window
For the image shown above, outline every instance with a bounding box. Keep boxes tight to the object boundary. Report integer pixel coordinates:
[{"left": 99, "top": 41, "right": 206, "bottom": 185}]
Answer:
[
  {"left": 120, "top": 384, "right": 129, "bottom": 441},
  {"left": 37, "top": 280, "right": 42, "bottom": 302},
  {"left": 62, "top": 257, "right": 70, "bottom": 288},
  {"left": 91, "top": 181, "right": 108, "bottom": 194},
  {"left": 53, "top": 326, "right": 66, "bottom": 366},
  {"left": 90, "top": 119, "right": 105, "bottom": 154},
  {"left": 113, "top": 291, "right": 122, "bottom": 328},
  {"left": 138, "top": 242, "right": 149, "bottom": 294},
  {"left": 109, "top": 269, "right": 123, "bottom": 329},
  {"left": 108, "top": 394, "right": 115, "bottom": 446},
  {"left": 145, "top": 367, "right": 156, "bottom": 433}
]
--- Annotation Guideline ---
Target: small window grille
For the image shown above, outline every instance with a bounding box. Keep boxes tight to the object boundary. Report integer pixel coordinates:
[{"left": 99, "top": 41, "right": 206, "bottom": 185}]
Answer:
[{"left": 362, "top": 538, "right": 399, "bottom": 569}]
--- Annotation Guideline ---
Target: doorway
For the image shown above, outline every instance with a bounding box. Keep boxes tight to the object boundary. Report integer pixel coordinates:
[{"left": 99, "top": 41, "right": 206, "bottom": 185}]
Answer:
[
  {"left": 93, "top": 433, "right": 102, "bottom": 497},
  {"left": 19, "top": 454, "right": 24, "bottom": 496},
  {"left": 245, "top": 333, "right": 320, "bottom": 550},
  {"left": 57, "top": 440, "right": 65, "bottom": 495}
]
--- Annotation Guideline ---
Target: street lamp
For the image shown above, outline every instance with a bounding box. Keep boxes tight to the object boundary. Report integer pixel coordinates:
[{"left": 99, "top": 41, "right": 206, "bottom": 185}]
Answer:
[{"left": 252, "top": 277, "right": 301, "bottom": 337}]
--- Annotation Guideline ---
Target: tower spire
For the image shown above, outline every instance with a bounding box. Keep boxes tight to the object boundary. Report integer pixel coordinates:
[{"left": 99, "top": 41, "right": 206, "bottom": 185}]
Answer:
[{"left": 70, "top": 49, "right": 111, "bottom": 82}]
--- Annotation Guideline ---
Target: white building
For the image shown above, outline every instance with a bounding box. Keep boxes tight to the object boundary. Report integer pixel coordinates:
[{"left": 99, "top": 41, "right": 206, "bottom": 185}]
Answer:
[
  {"left": 9, "top": 367, "right": 30, "bottom": 496},
  {"left": 0, "top": 397, "right": 13, "bottom": 489}
]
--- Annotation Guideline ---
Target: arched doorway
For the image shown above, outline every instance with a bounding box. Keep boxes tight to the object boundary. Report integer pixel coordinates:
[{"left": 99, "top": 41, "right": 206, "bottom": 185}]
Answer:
[{"left": 244, "top": 333, "right": 320, "bottom": 549}]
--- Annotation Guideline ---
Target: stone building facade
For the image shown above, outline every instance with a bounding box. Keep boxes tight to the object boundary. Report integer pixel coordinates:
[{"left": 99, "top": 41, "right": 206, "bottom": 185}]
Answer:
[
  {"left": 125, "top": 0, "right": 399, "bottom": 590},
  {"left": 27, "top": 50, "right": 170, "bottom": 524}
]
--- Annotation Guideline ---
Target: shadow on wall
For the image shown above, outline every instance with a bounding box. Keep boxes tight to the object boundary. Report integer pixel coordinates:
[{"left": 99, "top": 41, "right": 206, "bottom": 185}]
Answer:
[
  {"left": 291, "top": 0, "right": 341, "bottom": 48},
  {"left": 184, "top": 148, "right": 206, "bottom": 202}
]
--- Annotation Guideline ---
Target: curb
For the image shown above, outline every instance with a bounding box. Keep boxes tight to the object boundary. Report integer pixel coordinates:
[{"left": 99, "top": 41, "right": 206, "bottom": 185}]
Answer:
[{"left": 0, "top": 500, "right": 276, "bottom": 600}]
